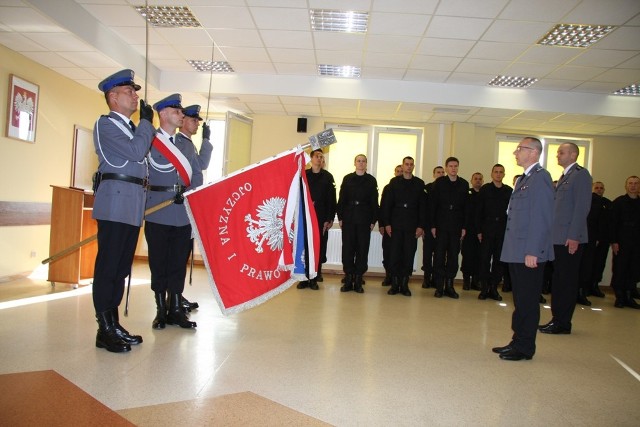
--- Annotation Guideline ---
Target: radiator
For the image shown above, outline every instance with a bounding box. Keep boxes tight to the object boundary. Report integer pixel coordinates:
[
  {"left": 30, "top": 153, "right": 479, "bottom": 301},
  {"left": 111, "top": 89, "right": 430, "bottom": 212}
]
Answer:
[{"left": 326, "top": 228, "right": 420, "bottom": 271}]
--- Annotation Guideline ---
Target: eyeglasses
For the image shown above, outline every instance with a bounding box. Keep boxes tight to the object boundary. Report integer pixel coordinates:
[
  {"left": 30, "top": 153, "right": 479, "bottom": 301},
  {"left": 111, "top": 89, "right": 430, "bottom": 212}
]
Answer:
[{"left": 515, "top": 145, "right": 535, "bottom": 152}]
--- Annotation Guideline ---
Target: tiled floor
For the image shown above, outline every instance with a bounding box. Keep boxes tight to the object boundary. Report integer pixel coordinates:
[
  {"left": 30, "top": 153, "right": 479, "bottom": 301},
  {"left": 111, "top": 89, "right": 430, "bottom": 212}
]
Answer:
[{"left": 0, "top": 262, "right": 639, "bottom": 426}]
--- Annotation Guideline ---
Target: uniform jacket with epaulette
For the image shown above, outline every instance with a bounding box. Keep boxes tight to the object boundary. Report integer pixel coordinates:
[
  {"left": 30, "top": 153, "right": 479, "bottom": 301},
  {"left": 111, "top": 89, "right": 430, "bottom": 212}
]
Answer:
[{"left": 92, "top": 112, "right": 155, "bottom": 227}]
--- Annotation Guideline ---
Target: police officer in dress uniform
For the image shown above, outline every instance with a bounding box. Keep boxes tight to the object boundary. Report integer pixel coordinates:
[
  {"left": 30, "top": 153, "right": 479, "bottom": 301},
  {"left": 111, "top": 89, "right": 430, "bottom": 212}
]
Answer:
[
  {"left": 337, "top": 154, "right": 379, "bottom": 293},
  {"left": 421, "top": 166, "right": 445, "bottom": 289},
  {"left": 493, "top": 137, "right": 554, "bottom": 361},
  {"left": 539, "top": 143, "right": 592, "bottom": 335},
  {"left": 175, "top": 105, "right": 213, "bottom": 311},
  {"left": 145, "top": 94, "right": 202, "bottom": 329},
  {"left": 610, "top": 176, "right": 640, "bottom": 309},
  {"left": 430, "top": 157, "right": 469, "bottom": 299},
  {"left": 297, "top": 149, "right": 336, "bottom": 290},
  {"left": 379, "top": 165, "right": 403, "bottom": 286},
  {"left": 92, "top": 69, "right": 155, "bottom": 353},
  {"left": 461, "top": 172, "right": 483, "bottom": 290},
  {"left": 381, "top": 156, "right": 427, "bottom": 296},
  {"left": 476, "top": 164, "right": 512, "bottom": 301}
]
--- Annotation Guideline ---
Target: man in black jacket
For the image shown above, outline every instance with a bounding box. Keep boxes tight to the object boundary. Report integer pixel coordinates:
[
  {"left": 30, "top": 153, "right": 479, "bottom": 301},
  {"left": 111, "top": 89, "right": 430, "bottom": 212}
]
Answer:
[
  {"left": 422, "top": 166, "right": 444, "bottom": 289},
  {"left": 476, "top": 164, "right": 512, "bottom": 301},
  {"left": 430, "top": 157, "right": 469, "bottom": 299},
  {"left": 381, "top": 156, "right": 427, "bottom": 297},
  {"left": 298, "top": 149, "right": 337, "bottom": 290},
  {"left": 336, "top": 154, "right": 378, "bottom": 293}
]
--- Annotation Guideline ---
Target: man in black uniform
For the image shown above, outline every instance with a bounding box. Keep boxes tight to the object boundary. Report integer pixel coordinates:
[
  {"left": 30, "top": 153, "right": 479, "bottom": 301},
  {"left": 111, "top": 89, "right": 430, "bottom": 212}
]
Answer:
[
  {"left": 610, "top": 176, "right": 640, "bottom": 309},
  {"left": 430, "top": 157, "right": 469, "bottom": 299},
  {"left": 379, "top": 164, "right": 403, "bottom": 286},
  {"left": 422, "top": 166, "right": 444, "bottom": 289},
  {"left": 297, "top": 149, "right": 336, "bottom": 290},
  {"left": 588, "top": 181, "right": 612, "bottom": 298},
  {"left": 461, "top": 172, "right": 483, "bottom": 290},
  {"left": 381, "top": 156, "right": 427, "bottom": 296},
  {"left": 337, "top": 154, "right": 378, "bottom": 293},
  {"left": 476, "top": 164, "right": 512, "bottom": 301},
  {"left": 577, "top": 181, "right": 612, "bottom": 305}
]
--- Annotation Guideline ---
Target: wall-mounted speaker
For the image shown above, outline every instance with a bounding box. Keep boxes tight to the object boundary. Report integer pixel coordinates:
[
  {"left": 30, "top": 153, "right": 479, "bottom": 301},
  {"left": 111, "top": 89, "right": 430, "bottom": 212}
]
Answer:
[{"left": 297, "top": 117, "right": 308, "bottom": 133}]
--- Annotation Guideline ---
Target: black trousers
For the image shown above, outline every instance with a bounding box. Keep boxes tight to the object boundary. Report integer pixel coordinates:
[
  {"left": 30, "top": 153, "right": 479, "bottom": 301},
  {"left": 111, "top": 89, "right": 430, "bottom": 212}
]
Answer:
[
  {"left": 611, "top": 241, "right": 640, "bottom": 292},
  {"left": 93, "top": 220, "right": 140, "bottom": 313},
  {"left": 144, "top": 222, "right": 192, "bottom": 294},
  {"left": 592, "top": 241, "right": 610, "bottom": 284},
  {"left": 421, "top": 232, "right": 436, "bottom": 278},
  {"left": 434, "top": 228, "right": 462, "bottom": 280},
  {"left": 509, "top": 262, "right": 546, "bottom": 357},
  {"left": 390, "top": 229, "right": 418, "bottom": 277},
  {"left": 478, "top": 233, "right": 505, "bottom": 284},
  {"left": 551, "top": 244, "right": 585, "bottom": 329},
  {"left": 578, "top": 241, "right": 596, "bottom": 292},
  {"left": 461, "top": 232, "right": 480, "bottom": 277},
  {"left": 382, "top": 232, "right": 391, "bottom": 271},
  {"left": 341, "top": 223, "right": 371, "bottom": 275}
]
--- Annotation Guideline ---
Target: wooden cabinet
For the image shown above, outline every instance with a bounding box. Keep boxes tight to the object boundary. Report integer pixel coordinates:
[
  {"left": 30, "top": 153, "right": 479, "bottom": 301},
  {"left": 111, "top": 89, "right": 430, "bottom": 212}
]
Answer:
[{"left": 47, "top": 186, "right": 97, "bottom": 285}]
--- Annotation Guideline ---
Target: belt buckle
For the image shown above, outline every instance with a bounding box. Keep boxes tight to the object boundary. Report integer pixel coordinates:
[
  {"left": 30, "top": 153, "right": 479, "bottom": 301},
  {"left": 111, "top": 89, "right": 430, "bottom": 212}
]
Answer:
[
  {"left": 449, "top": 204, "right": 453, "bottom": 210},
  {"left": 142, "top": 178, "right": 148, "bottom": 187},
  {"left": 173, "top": 184, "right": 181, "bottom": 192}
]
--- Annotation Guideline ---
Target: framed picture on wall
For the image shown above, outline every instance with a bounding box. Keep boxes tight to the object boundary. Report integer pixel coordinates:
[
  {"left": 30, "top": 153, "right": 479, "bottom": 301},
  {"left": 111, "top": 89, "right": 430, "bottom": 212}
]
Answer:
[{"left": 6, "top": 74, "right": 39, "bottom": 143}]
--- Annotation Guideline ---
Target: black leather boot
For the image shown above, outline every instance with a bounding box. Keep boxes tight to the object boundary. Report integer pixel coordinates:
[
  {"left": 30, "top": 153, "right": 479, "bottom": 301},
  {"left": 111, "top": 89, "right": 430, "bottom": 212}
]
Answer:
[
  {"left": 309, "top": 278, "right": 319, "bottom": 290},
  {"left": 166, "top": 293, "right": 197, "bottom": 328},
  {"left": 180, "top": 295, "right": 199, "bottom": 312},
  {"left": 624, "top": 291, "right": 640, "bottom": 309},
  {"left": 316, "top": 264, "right": 324, "bottom": 283},
  {"left": 341, "top": 274, "right": 354, "bottom": 292},
  {"left": 478, "top": 280, "right": 488, "bottom": 300},
  {"left": 444, "top": 278, "right": 459, "bottom": 299},
  {"left": 434, "top": 276, "right": 444, "bottom": 298},
  {"left": 96, "top": 310, "right": 131, "bottom": 353},
  {"left": 111, "top": 308, "right": 142, "bottom": 345},
  {"left": 463, "top": 274, "right": 471, "bottom": 290},
  {"left": 382, "top": 272, "right": 392, "bottom": 286},
  {"left": 577, "top": 288, "right": 591, "bottom": 306},
  {"left": 590, "top": 282, "right": 605, "bottom": 298},
  {"left": 614, "top": 289, "right": 625, "bottom": 308},
  {"left": 400, "top": 276, "right": 411, "bottom": 297},
  {"left": 471, "top": 276, "right": 482, "bottom": 291},
  {"left": 354, "top": 275, "right": 364, "bottom": 293},
  {"left": 422, "top": 274, "right": 431, "bottom": 289},
  {"left": 388, "top": 276, "right": 400, "bottom": 295},
  {"left": 487, "top": 282, "right": 503, "bottom": 301},
  {"left": 153, "top": 291, "right": 167, "bottom": 329}
]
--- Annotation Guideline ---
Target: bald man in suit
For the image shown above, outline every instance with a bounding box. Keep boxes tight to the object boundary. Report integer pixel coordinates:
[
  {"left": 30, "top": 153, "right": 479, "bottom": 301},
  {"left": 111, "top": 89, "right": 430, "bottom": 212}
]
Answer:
[
  {"left": 493, "top": 137, "right": 554, "bottom": 361},
  {"left": 539, "top": 143, "right": 592, "bottom": 335}
]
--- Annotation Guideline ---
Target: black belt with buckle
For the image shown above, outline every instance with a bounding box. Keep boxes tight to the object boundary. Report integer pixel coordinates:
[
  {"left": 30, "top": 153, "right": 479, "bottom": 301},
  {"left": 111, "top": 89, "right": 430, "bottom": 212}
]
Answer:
[
  {"left": 148, "top": 184, "right": 187, "bottom": 193},
  {"left": 101, "top": 173, "right": 146, "bottom": 186}
]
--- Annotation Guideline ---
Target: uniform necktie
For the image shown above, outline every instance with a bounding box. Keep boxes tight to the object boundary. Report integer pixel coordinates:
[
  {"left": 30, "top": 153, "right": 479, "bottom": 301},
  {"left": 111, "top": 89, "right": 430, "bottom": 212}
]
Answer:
[
  {"left": 169, "top": 136, "right": 174, "bottom": 144},
  {"left": 129, "top": 120, "right": 136, "bottom": 132}
]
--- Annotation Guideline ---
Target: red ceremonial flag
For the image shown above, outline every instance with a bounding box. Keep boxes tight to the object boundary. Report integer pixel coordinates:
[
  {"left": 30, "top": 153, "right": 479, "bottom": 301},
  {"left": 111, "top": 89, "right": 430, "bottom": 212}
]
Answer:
[{"left": 184, "top": 148, "right": 320, "bottom": 315}]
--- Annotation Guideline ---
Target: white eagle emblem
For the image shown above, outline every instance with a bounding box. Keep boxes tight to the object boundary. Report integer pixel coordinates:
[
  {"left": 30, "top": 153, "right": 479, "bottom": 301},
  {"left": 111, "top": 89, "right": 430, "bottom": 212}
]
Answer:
[
  {"left": 245, "top": 197, "right": 286, "bottom": 253},
  {"left": 13, "top": 92, "right": 35, "bottom": 125}
]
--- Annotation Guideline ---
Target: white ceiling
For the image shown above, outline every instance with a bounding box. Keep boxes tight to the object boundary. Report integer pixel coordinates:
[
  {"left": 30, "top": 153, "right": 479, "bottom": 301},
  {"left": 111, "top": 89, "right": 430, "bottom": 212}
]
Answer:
[{"left": 2, "top": 0, "right": 640, "bottom": 137}]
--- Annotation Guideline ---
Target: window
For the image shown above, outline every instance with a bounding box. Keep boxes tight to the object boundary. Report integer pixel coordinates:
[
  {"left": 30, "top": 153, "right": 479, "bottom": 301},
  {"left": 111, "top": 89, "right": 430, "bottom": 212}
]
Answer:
[{"left": 497, "top": 134, "right": 591, "bottom": 186}]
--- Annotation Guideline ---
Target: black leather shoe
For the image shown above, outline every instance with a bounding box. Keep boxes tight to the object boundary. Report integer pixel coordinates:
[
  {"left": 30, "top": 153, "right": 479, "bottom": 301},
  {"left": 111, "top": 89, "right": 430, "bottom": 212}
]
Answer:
[
  {"left": 434, "top": 289, "right": 443, "bottom": 298},
  {"left": 315, "top": 274, "right": 323, "bottom": 282},
  {"left": 181, "top": 295, "right": 199, "bottom": 312},
  {"left": 296, "top": 280, "right": 308, "bottom": 289},
  {"left": 491, "top": 345, "right": 512, "bottom": 354},
  {"left": 309, "top": 279, "right": 319, "bottom": 290},
  {"left": 576, "top": 295, "right": 592, "bottom": 306},
  {"left": 538, "top": 322, "right": 571, "bottom": 334},
  {"left": 499, "top": 349, "right": 532, "bottom": 361}
]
